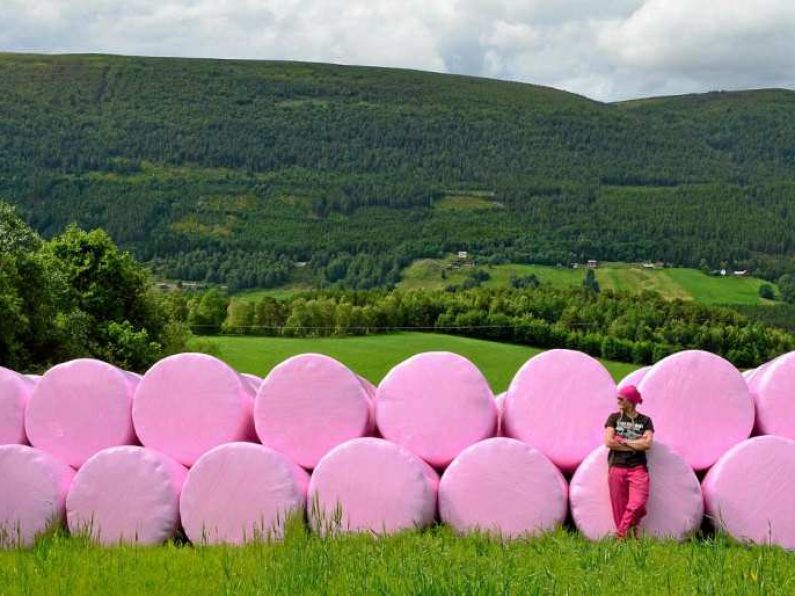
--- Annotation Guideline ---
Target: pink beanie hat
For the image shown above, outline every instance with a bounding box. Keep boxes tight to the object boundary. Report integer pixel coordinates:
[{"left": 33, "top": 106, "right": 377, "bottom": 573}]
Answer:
[{"left": 618, "top": 384, "right": 643, "bottom": 405}]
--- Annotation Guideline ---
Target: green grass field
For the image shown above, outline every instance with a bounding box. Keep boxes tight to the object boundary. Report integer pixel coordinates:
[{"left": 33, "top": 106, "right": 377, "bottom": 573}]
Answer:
[
  {"left": 397, "top": 258, "right": 777, "bottom": 305},
  {"left": 3, "top": 526, "right": 794, "bottom": 595},
  {"left": 235, "top": 284, "right": 314, "bottom": 301},
  {"left": 193, "top": 332, "right": 638, "bottom": 391}
]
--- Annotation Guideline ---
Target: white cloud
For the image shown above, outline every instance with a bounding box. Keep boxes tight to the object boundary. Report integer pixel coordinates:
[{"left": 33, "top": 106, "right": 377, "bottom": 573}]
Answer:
[{"left": 1, "top": 0, "right": 794, "bottom": 101}]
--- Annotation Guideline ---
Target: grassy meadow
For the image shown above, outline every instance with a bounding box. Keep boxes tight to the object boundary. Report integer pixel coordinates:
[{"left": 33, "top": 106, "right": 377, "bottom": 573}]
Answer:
[
  {"left": 4, "top": 526, "right": 795, "bottom": 595},
  {"left": 193, "top": 332, "right": 639, "bottom": 391},
  {"left": 396, "top": 258, "right": 776, "bottom": 305}
]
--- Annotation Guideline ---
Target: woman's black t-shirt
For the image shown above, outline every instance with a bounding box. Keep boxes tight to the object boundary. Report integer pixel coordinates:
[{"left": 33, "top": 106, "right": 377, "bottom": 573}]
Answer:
[{"left": 605, "top": 412, "right": 654, "bottom": 467}]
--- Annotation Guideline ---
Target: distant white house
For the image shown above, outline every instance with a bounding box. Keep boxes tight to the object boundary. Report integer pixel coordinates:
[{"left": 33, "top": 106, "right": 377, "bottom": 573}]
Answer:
[
  {"left": 457, "top": 251, "right": 468, "bottom": 260},
  {"left": 586, "top": 260, "right": 598, "bottom": 269},
  {"left": 642, "top": 262, "right": 655, "bottom": 269},
  {"left": 733, "top": 270, "right": 749, "bottom": 277}
]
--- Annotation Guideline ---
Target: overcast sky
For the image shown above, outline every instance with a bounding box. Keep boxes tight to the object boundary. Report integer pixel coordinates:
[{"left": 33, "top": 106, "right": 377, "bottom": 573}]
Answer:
[{"left": 2, "top": 0, "right": 795, "bottom": 102}]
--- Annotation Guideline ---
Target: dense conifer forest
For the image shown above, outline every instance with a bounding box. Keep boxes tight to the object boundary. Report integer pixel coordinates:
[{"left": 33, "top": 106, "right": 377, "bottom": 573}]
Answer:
[{"left": 2, "top": 53, "right": 795, "bottom": 290}]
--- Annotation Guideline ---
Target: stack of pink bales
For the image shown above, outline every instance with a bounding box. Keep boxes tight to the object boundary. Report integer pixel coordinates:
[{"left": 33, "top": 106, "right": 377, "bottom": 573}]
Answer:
[{"left": 2, "top": 347, "right": 795, "bottom": 548}]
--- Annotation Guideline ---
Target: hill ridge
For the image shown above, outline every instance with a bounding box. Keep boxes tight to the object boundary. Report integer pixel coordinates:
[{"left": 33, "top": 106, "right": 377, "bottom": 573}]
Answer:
[{"left": 1, "top": 52, "right": 794, "bottom": 290}]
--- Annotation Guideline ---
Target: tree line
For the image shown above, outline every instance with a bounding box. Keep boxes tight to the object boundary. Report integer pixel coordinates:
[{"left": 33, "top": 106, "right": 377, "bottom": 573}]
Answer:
[
  {"left": 1, "top": 201, "right": 189, "bottom": 373},
  {"left": 192, "top": 286, "right": 795, "bottom": 369}
]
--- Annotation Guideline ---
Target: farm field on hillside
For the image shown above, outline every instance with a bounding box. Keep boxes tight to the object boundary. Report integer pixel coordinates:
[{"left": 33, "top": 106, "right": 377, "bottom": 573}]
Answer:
[
  {"left": 191, "top": 332, "right": 639, "bottom": 391},
  {"left": 2, "top": 527, "right": 793, "bottom": 595},
  {"left": 397, "top": 259, "right": 777, "bottom": 305}
]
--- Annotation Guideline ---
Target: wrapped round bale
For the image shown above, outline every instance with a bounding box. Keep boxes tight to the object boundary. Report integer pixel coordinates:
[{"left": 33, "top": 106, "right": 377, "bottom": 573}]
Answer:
[
  {"left": 376, "top": 352, "right": 497, "bottom": 468},
  {"left": 618, "top": 366, "right": 651, "bottom": 390},
  {"left": 495, "top": 392, "right": 506, "bottom": 436},
  {"left": 570, "top": 443, "right": 703, "bottom": 541},
  {"left": 746, "top": 359, "right": 775, "bottom": 389},
  {"left": 356, "top": 375, "right": 377, "bottom": 399},
  {"left": 703, "top": 436, "right": 795, "bottom": 549},
  {"left": 637, "top": 350, "right": 754, "bottom": 471},
  {"left": 0, "top": 445, "right": 74, "bottom": 547},
  {"left": 502, "top": 349, "right": 616, "bottom": 472},
  {"left": 308, "top": 437, "right": 438, "bottom": 534},
  {"left": 0, "top": 367, "right": 37, "bottom": 445},
  {"left": 133, "top": 353, "right": 256, "bottom": 467},
  {"left": 241, "top": 373, "right": 263, "bottom": 392},
  {"left": 439, "top": 438, "right": 567, "bottom": 538},
  {"left": 66, "top": 446, "right": 186, "bottom": 545},
  {"left": 180, "top": 442, "right": 308, "bottom": 544},
  {"left": 749, "top": 352, "right": 795, "bottom": 440},
  {"left": 255, "top": 354, "right": 373, "bottom": 469},
  {"left": 25, "top": 359, "right": 139, "bottom": 468}
]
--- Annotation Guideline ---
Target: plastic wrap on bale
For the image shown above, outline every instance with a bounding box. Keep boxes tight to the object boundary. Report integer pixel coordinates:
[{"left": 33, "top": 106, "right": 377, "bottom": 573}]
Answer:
[
  {"left": 439, "top": 438, "right": 567, "bottom": 538},
  {"left": 25, "top": 359, "right": 139, "bottom": 468},
  {"left": 179, "top": 442, "right": 308, "bottom": 545},
  {"left": 570, "top": 443, "right": 703, "bottom": 541},
  {"left": 502, "top": 349, "right": 616, "bottom": 472},
  {"left": 702, "top": 436, "right": 795, "bottom": 549},
  {"left": 308, "top": 437, "right": 438, "bottom": 535},
  {"left": 66, "top": 446, "right": 187, "bottom": 545},
  {"left": 637, "top": 350, "right": 754, "bottom": 471},
  {"left": 0, "top": 367, "right": 37, "bottom": 445},
  {"left": 749, "top": 352, "right": 795, "bottom": 440},
  {"left": 376, "top": 352, "right": 497, "bottom": 468},
  {"left": 494, "top": 392, "right": 506, "bottom": 436},
  {"left": 0, "top": 445, "right": 74, "bottom": 547},
  {"left": 241, "top": 373, "right": 263, "bottom": 392},
  {"left": 255, "top": 354, "right": 373, "bottom": 469},
  {"left": 133, "top": 353, "right": 256, "bottom": 467},
  {"left": 617, "top": 366, "right": 651, "bottom": 390}
]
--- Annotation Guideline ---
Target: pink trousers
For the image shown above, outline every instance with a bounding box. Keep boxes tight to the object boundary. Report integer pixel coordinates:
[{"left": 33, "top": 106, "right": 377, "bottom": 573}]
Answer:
[{"left": 608, "top": 465, "right": 650, "bottom": 538}]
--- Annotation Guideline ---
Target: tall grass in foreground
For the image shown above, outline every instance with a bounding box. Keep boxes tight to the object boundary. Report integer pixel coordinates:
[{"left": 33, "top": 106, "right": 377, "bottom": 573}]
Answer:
[{"left": 2, "top": 524, "right": 795, "bottom": 595}]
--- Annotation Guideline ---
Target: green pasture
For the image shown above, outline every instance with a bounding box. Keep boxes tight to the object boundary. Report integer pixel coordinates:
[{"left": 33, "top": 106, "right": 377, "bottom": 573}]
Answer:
[
  {"left": 3, "top": 527, "right": 794, "bottom": 595},
  {"left": 397, "top": 258, "right": 777, "bottom": 305},
  {"left": 193, "top": 332, "right": 638, "bottom": 391},
  {"left": 235, "top": 284, "right": 314, "bottom": 301}
]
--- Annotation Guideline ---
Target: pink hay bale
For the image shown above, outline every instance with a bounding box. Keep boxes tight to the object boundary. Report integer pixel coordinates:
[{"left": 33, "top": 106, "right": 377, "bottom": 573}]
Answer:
[
  {"left": 495, "top": 392, "right": 506, "bottom": 436},
  {"left": 502, "top": 349, "right": 616, "bottom": 472},
  {"left": 25, "top": 359, "right": 139, "bottom": 468},
  {"left": 25, "top": 375, "right": 42, "bottom": 382},
  {"left": 241, "top": 373, "right": 263, "bottom": 392},
  {"left": 0, "top": 445, "right": 74, "bottom": 547},
  {"left": 356, "top": 375, "right": 377, "bottom": 399},
  {"left": 439, "top": 438, "right": 567, "bottom": 538},
  {"left": 254, "top": 354, "right": 373, "bottom": 469},
  {"left": 570, "top": 443, "right": 703, "bottom": 541},
  {"left": 745, "top": 359, "right": 775, "bottom": 397},
  {"left": 637, "top": 350, "right": 754, "bottom": 471},
  {"left": 703, "top": 435, "right": 795, "bottom": 549},
  {"left": 357, "top": 375, "right": 377, "bottom": 435},
  {"left": 180, "top": 442, "right": 308, "bottom": 544},
  {"left": 133, "top": 353, "right": 256, "bottom": 467},
  {"left": 750, "top": 352, "right": 795, "bottom": 440},
  {"left": 617, "top": 366, "right": 651, "bottom": 390},
  {"left": 375, "top": 352, "right": 497, "bottom": 468},
  {"left": 0, "top": 367, "right": 37, "bottom": 445},
  {"left": 308, "top": 437, "right": 438, "bottom": 534},
  {"left": 66, "top": 446, "right": 186, "bottom": 545}
]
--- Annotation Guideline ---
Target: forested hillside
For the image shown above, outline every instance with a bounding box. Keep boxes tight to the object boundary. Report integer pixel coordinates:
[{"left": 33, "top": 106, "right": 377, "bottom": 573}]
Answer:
[{"left": 2, "top": 53, "right": 795, "bottom": 289}]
